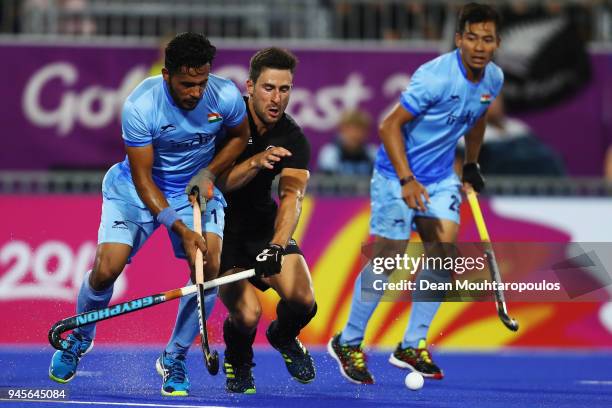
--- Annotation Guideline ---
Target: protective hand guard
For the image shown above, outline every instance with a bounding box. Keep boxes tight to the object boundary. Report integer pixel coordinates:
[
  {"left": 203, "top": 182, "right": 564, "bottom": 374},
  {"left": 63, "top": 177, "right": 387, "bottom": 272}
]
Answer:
[
  {"left": 255, "top": 244, "right": 284, "bottom": 277},
  {"left": 462, "top": 162, "right": 485, "bottom": 193},
  {"left": 186, "top": 168, "right": 215, "bottom": 202}
]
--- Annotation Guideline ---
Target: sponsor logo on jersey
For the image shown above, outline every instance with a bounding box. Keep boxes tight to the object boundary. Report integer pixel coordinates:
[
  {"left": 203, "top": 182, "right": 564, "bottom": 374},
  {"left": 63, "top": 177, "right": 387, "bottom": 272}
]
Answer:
[
  {"left": 207, "top": 112, "right": 222, "bottom": 123},
  {"left": 160, "top": 124, "right": 176, "bottom": 133},
  {"left": 446, "top": 110, "right": 476, "bottom": 126},
  {"left": 112, "top": 220, "right": 129, "bottom": 229},
  {"left": 170, "top": 132, "right": 215, "bottom": 149}
]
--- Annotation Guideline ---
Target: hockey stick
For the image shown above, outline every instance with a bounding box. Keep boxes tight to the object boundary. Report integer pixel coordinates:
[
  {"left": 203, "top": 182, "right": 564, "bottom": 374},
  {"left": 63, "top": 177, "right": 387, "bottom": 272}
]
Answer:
[
  {"left": 191, "top": 185, "right": 220, "bottom": 375},
  {"left": 466, "top": 188, "right": 519, "bottom": 332},
  {"left": 48, "top": 268, "right": 255, "bottom": 351}
]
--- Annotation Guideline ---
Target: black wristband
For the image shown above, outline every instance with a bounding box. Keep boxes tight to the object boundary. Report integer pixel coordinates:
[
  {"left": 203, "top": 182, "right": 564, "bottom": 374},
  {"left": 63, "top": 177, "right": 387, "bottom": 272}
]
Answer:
[
  {"left": 399, "top": 175, "right": 415, "bottom": 186},
  {"left": 269, "top": 243, "right": 285, "bottom": 252}
]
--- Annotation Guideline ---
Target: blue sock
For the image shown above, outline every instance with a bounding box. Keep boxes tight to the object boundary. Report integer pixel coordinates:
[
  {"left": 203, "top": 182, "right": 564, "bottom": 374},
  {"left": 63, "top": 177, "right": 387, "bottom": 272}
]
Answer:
[
  {"left": 165, "top": 279, "right": 218, "bottom": 356},
  {"left": 401, "top": 269, "right": 450, "bottom": 348},
  {"left": 74, "top": 270, "right": 114, "bottom": 339},
  {"left": 339, "top": 263, "right": 388, "bottom": 346}
]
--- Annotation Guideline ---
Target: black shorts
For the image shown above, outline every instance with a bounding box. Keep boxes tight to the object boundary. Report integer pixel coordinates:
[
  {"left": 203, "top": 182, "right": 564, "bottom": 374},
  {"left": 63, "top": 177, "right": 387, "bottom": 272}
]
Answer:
[{"left": 220, "top": 232, "right": 303, "bottom": 291}]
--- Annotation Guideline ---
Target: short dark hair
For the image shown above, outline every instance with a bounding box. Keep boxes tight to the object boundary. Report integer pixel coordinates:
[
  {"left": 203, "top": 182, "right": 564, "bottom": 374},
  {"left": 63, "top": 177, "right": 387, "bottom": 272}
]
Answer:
[
  {"left": 456, "top": 3, "right": 501, "bottom": 34},
  {"left": 249, "top": 47, "right": 298, "bottom": 83},
  {"left": 164, "top": 32, "right": 216, "bottom": 75}
]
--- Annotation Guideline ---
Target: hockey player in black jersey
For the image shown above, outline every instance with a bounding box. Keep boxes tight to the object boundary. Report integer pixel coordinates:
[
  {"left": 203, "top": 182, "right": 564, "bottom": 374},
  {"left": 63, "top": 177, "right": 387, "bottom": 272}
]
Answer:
[{"left": 216, "top": 48, "right": 317, "bottom": 394}]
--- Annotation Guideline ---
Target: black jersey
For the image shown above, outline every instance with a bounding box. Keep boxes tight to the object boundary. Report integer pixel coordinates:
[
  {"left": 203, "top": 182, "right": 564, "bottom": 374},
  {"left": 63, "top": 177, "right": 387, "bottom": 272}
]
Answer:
[{"left": 224, "top": 97, "right": 310, "bottom": 236}]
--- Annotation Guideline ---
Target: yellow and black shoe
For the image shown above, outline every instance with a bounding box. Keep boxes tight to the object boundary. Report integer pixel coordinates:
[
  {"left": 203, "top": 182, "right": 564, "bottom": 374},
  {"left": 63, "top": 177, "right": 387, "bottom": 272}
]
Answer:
[
  {"left": 327, "top": 333, "right": 374, "bottom": 385},
  {"left": 224, "top": 360, "right": 256, "bottom": 394},
  {"left": 266, "top": 322, "right": 315, "bottom": 383},
  {"left": 388, "top": 339, "right": 444, "bottom": 379}
]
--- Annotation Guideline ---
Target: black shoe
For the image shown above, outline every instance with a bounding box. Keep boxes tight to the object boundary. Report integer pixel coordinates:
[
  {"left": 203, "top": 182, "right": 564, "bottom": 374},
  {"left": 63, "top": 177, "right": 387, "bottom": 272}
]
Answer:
[
  {"left": 327, "top": 333, "right": 374, "bottom": 385},
  {"left": 224, "top": 360, "right": 256, "bottom": 394},
  {"left": 266, "top": 322, "right": 315, "bottom": 383},
  {"left": 388, "top": 339, "right": 444, "bottom": 379}
]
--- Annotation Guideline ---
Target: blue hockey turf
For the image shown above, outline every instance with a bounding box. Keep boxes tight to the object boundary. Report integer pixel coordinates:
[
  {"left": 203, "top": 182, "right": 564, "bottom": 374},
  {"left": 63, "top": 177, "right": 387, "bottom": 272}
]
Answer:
[{"left": 1, "top": 346, "right": 612, "bottom": 407}]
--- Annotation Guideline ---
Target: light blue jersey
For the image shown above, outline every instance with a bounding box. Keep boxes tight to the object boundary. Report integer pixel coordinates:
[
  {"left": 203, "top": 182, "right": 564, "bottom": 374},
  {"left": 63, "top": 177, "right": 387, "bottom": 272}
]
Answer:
[
  {"left": 98, "top": 73, "right": 246, "bottom": 254},
  {"left": 118, "top": 74, "right": 246, "bottom": 198},
  {"left": 375, "top": 49, "right": 504, "bottom": 184}
]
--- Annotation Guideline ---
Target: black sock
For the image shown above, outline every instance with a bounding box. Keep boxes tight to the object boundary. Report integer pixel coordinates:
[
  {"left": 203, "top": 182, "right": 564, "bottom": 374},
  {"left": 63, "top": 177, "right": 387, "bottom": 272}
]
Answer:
[
  {"left": 271, "top": 301, "right": 317, "bottom": 342},
  {"left": 223, "top": 317, "right": 255, "bottom": 365}
]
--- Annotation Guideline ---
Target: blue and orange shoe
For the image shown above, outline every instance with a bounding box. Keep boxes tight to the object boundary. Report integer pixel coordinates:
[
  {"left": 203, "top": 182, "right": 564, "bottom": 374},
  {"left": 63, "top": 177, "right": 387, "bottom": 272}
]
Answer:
[
  {"left": 49, "top": 332, "right": 94, "bottom": 383},
  {"left": 156, "top": 351, "right": 190, "bottom": 396}
]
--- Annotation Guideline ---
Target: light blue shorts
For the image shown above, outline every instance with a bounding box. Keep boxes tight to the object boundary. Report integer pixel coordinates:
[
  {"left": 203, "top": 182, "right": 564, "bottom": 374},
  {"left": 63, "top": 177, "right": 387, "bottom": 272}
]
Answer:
[
  {"left": 98, "top": 164, "right": 226, "bottom": 261},
  {"left": 370, "top": 169, "right": 461, "bottom": 240}
]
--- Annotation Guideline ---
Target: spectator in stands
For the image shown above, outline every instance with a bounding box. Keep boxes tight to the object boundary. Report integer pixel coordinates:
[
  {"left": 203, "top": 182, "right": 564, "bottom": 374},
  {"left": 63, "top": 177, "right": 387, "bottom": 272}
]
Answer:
[
  {"left": 317, "top": 109, "right": 377, "bottom": 176},
  {"left": 62, "top": 0, "right": 95, "bottom": 35},
  {"left": 459, "top": 94, "right": 565, "bottom": 176},
  {"left": 329, "top": 0, "right": 445, "bottom": 41},
  {"left": 23, "top": 0, "right": 95, "bottom": 35}
]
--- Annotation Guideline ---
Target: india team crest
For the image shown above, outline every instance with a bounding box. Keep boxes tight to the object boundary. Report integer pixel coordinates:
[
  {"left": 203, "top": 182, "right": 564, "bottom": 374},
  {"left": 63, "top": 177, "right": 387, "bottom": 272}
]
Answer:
[
  {"left": 207, "top": 112, "right": 222, "bottom": 123},
  {"left": 480, "top": 94, "right": 492, "bottom": 104}
]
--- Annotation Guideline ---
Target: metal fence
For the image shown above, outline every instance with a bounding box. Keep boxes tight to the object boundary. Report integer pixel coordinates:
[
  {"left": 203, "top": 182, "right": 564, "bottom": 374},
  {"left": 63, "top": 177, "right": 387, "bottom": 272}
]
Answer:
[
  {"left": 3, "top": 0, "right": 328, "bottom": 39},
  {"left": 1, "top": 171, "right": 611, "bottom": 196},
  {"left": 1, "top": 0, "right": 610, "bottom": 43}
]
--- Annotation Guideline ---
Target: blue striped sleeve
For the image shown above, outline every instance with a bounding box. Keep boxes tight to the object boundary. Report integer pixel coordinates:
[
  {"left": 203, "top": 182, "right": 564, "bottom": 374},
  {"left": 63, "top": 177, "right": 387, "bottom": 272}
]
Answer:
[
  {"left": 121, "top": 102, "right": 152, "bottom": 146},
  {"left": 399, "top": 66, "right": 439, "bottom": 117},
  {"left": 219, "top": 81, "right": 246, "bottom": 128},
  {"left": 124, "top": 139, "right": 151, "bottom": 147}
]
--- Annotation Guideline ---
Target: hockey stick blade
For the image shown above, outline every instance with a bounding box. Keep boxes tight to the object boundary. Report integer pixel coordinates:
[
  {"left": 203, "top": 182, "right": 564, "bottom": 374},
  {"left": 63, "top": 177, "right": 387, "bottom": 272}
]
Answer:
[
  {"left": 498, "top": 310, "right": 520, "bottom": 332},
  {"left": 485, "top": 249, "right": 519, "bottom": 332}
]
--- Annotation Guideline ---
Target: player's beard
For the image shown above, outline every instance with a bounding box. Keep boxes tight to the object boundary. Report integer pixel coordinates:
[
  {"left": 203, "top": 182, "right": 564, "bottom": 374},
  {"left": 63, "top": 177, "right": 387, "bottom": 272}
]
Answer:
[
  {"left": 180, "top": 98, "right": 199, "bottom": 110},
  {"left": 166, "top": 80, "right": 198, "bottom": 111},
  {"left": 253, "top": 101, "right": 282, "bottom": 127}
]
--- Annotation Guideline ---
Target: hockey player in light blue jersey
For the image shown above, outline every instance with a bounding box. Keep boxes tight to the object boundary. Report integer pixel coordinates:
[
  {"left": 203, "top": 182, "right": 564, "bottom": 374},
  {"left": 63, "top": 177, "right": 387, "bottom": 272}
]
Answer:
[
  {"left": 49, "top": 33, "right": 250, "bottom": 396},
  {"left": 329, "top": 3, "right": 504, "bottom": 384}
]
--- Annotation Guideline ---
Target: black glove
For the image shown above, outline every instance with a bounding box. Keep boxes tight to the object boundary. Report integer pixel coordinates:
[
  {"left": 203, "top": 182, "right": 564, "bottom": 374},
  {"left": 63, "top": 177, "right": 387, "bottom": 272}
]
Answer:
[
  {"left": 462, "top": 163, "right": 485, "bottom": 193},
  {"left": 254, "top": 244, "right": 284, "bottom": 277}
]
